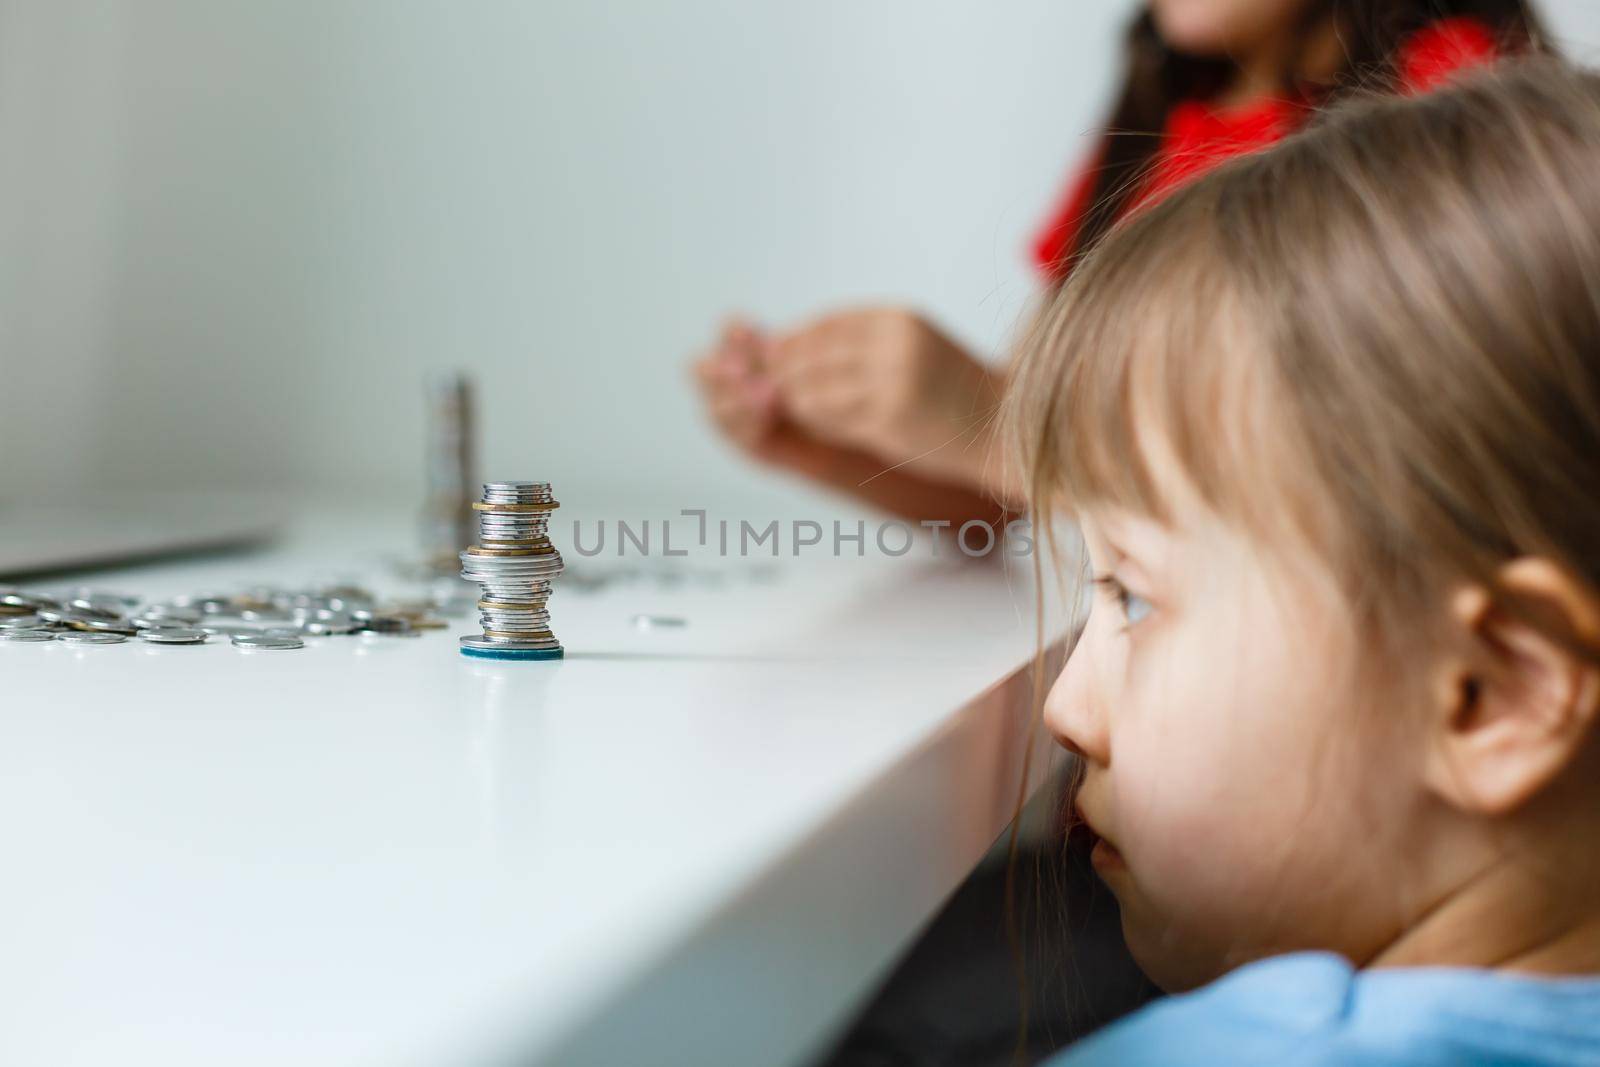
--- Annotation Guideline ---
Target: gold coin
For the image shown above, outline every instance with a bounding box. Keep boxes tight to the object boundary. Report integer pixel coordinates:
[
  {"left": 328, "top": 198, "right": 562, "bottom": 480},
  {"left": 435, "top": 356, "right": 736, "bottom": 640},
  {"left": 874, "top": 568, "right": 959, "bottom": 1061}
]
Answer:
[
  {"left": 465, "top": 546, "right": 556, "bottom": 558},
  {"left": 483, "top": 628, "right": 554, "bottom": 641},
  {"left": 471, "top": 500, "right": 560, "bottom": 513}
]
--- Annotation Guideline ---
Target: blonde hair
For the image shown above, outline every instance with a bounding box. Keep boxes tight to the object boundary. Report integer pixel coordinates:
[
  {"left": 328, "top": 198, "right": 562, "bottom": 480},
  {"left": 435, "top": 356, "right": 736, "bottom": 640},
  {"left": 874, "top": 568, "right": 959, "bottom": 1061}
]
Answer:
[{"left": 1008, "top": 57, "right": 1600, "bottom": 676}]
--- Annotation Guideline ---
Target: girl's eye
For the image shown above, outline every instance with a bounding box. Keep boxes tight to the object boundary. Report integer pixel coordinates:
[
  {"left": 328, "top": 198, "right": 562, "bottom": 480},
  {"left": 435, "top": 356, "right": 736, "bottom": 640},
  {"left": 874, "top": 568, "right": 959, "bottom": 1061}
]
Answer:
[{"left": 1093, "top": 574, "right": 1153, "bottom": 628}]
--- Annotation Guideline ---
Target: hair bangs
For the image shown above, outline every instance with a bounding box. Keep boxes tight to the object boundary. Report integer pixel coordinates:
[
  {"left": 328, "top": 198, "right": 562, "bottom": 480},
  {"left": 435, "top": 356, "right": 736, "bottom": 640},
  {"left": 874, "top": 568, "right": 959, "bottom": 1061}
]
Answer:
[{"left": 1010, "top": 178, "right": 1289, "bottom": 541}]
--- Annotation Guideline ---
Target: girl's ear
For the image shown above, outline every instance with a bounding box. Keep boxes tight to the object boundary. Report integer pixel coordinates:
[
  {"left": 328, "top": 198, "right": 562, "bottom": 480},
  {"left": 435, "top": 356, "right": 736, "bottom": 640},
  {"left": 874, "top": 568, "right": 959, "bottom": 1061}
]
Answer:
[{"left": 1425, "top": 559, "right": 1600, "bottom": 816}]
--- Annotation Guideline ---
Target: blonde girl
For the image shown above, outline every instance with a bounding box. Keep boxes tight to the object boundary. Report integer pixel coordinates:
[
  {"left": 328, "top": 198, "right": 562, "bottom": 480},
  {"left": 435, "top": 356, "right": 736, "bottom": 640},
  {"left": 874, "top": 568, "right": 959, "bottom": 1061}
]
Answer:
[{"left": 1011, "top": 58, "right": 1600, "bottom": 1065}]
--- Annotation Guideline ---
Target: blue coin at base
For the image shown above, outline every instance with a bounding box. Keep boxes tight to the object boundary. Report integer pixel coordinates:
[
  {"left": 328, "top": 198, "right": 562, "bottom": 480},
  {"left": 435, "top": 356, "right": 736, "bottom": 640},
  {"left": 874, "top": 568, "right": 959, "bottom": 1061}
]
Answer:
[{"left": 460, "top": 646, "right": 564, "bottom": 661}]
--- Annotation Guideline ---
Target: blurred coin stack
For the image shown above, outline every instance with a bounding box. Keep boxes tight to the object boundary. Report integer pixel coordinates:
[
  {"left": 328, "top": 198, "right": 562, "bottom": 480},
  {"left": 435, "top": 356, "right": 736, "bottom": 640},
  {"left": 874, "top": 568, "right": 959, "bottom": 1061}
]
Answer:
[
  {"left": 419, "top": 372, "right": 478, "bottom": 574},
  {"left": 458, "top": 481, "right": 565, "bottom": 660}
]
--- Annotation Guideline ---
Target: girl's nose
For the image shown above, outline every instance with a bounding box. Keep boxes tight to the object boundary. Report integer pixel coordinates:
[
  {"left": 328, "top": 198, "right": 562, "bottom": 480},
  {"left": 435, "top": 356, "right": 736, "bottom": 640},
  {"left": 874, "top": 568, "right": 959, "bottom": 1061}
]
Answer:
[{"left": 1042, "top": 643, "right": 1111, "bottom": 766}]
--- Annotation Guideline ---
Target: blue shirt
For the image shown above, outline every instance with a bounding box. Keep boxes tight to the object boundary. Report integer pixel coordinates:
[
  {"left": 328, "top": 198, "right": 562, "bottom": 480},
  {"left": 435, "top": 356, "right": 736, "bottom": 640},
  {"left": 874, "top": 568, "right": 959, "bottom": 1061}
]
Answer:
[{"left": 1050, "top": 951, "right": 1600, "bottom": 1066}]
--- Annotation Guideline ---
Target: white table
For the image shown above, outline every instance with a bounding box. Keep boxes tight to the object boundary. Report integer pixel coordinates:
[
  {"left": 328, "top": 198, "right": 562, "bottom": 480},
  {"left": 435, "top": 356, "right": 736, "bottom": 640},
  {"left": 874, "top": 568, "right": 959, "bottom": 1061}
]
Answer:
[{"left": 0, "top": 505, "right": 1069, "bottom": 1067}]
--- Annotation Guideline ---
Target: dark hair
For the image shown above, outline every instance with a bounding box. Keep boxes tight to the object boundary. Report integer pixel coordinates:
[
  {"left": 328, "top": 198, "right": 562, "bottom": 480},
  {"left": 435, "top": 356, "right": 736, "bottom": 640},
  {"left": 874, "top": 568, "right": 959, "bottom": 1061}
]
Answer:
[{"left": 1067, "top": 0, "right": 1549, "bottom": 266}]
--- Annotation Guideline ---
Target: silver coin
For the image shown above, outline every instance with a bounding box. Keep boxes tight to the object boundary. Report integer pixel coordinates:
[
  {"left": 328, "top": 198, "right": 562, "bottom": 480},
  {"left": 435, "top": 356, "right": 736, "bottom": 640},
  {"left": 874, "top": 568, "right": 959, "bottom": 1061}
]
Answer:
[
  {"left": 480, "top": 484, "right": 552, "bottom": 504},
  {"left": 139, "top": 628, "right": 210, "bottom": 645},
  {"left": 64, "top": 587, "right": 141, "bottom": 608},
  {"left": 201, "top": 624, "right": 301, "bottom": 639},
  {"left": 56, "top": 632, "right": 128, "bottom": 645},
  {"left": 461, "top": 567, "right": 563, "bottom": 583},
  {"left": 477, "top": 531, "right": 547, "bottom": 541},
  {"left": 68, "top": 597, "right": 133, "bottom": 621},
  {"left": 1, "top": 628, "right": 58, "bottom": 642},
  {"left": 477, "top": 623, "right": 552, "bottom": 636},
  {"left": 197, "top": 623, "right": 252, "bottom": 637},
  {"left": 632, "top": 614, "right": 688, "bottom": 630},
  {"left": 482, "top": 480, "right": 549, "bottom": 492},
  {"left": 460, "top": 559, "right": 563, "bottom": 572},
  {"left": 300, "top": 619, "right": 357, "bottom": 636},
  {"left": 231, "top": 634, "right": 305, "bottom": 650},
  {"left": 459, "top": 634, "right": 562, "bottom": 651},
  {"left": 137, "top": 606, "right": 203, "bottom": 625},
  {"left": 164, "top": 592, "right": 222, "bottom": 609},
  {"left": 34, "top": 607, "right": 81, "bottom": 624},
  {"left": 294, "top": 607, "right": 354, "bottom": 626},
  {"left": 479, "top": 608, "right": 552, "bottom": 621},
  {"left": 477, "top": 514, "right": 545, "bottom": 524},
  {"left": 239, "top": 608, "right": 294, "bottom": 623},
  {"left": 2, "top": 591, "right": 56, "bottom": 611},
  {"left": 476, "top": 600, "right": 550, "bottom": 612},
  {"left": 75, "top": 617, "right": 138, "bottom": 635},
  {"left": 0, "top": 615, "right": 44, "bottom": 629}
]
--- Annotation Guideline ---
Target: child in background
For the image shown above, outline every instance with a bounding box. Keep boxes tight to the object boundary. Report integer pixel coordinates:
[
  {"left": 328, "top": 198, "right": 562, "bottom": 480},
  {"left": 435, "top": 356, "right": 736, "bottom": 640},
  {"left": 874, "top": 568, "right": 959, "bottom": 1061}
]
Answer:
[
  {"left": 1008, "top": 58, "right": 1600, "bottom": 1065},
  {"left": 694, "top": 1, "right": 1542, "bottom": 525}
]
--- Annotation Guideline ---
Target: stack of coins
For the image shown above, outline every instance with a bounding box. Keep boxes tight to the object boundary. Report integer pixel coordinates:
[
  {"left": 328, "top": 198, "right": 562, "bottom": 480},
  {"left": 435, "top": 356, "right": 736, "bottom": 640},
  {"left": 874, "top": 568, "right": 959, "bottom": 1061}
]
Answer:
[{"left": 457, "top": 481, "right": 565, "bottom": 661}]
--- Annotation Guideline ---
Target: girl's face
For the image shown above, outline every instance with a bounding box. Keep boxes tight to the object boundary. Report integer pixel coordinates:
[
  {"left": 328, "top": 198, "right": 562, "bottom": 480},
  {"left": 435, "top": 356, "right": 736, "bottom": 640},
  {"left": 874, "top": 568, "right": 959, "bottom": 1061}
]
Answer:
[
  {"left": 1149, "top": 0, "right": 1311, "bottom": 56},
  {"left": 1047, "top": 499, "right": 1431, "bottom": 991}
]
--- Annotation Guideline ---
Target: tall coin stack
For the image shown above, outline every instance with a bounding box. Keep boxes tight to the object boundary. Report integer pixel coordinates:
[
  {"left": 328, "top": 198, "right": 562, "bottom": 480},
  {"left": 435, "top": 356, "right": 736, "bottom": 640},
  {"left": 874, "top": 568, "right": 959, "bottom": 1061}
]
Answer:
[
  {"left": 458, "top": 481, "right": 565, "bottom": 660},
  {"left": 420, "top": 372, "right": 478, "bottom": 575}
]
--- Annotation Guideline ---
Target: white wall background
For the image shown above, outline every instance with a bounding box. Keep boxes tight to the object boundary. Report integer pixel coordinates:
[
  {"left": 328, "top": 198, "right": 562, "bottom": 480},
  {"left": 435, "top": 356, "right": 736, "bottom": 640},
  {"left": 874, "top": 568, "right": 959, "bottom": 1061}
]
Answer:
[{"left": 4, "top": 1, "right": 1600, "bottom": 510}]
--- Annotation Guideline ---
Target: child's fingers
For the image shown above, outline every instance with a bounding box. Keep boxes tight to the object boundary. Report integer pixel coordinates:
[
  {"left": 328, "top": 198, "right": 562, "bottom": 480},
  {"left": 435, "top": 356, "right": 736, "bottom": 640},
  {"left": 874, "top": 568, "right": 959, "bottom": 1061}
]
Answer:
[
  {"left": 709, "top": 392, "right": 773, "bottom": 448},
  {"left": 691, "top": 352, "right": 720, "bottom": 385},
  {"left": 719, "top": 316, "right": 767, "bottom": 368},
  {"left": 772, "top": 339, "right": 852, "bottom": 405}
]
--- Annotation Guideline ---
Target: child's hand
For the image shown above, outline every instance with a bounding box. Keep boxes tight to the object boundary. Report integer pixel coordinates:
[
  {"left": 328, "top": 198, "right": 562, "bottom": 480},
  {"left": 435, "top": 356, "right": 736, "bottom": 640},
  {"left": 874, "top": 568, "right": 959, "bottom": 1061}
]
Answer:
[
  {"left": 691, "top": 317, "right": 850, "bottom": 481},
  {"left": 766, "top": 308, "right": 1005, "bottom": 483},
  {"left": 691, "top": 317, "right": 783, "bottom": 456}
]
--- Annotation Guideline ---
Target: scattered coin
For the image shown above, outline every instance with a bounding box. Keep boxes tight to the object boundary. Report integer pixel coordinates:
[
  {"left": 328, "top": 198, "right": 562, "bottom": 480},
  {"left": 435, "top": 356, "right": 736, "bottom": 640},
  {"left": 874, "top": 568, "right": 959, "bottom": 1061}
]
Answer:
[
  {"left": 68, "top": 596, "right": 132, "bottom": 621},
  {"left": 139, "top": 628, "right": 210, "bottom": 645},
  {"left": 134, "top": 606, "right": 203, "bottom": 626},
  {"left": 231, "top": 634, "right": 305, "bottom": 651},
  {"left": 301, "top": 620, "right": 355, "bottom": 636},
  {"left": 632, "top": 614, "right": 688, "bottom": 630},
  {"left": 56, "top": 632, "right": 128, "bottom": 645},
  {"left": 34, "top": 607, "right": 80, "bottom": 625},
  {"left": 1, "top": 628, "right": 58, "bottom": 642},
  {"left": 71, "top": 617, "right": 139, "bottom": 635},
  {"left": 2, "top": 579, "right": 473, "bottom": 658}
]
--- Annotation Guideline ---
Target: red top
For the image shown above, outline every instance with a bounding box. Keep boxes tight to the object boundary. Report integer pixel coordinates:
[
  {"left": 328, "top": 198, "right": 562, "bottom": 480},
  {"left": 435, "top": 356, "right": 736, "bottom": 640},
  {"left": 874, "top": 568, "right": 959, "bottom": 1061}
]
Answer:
[{"left": 1030, "top": 16, "right": 1501, "bottom": 281}]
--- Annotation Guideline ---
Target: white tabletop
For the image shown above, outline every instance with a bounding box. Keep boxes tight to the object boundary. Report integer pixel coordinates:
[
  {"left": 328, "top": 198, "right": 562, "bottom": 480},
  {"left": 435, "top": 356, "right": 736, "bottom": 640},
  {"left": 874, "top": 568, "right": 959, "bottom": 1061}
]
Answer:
[{"left": 0, "top": 504, "right": 1069, "bottom": 1067}]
